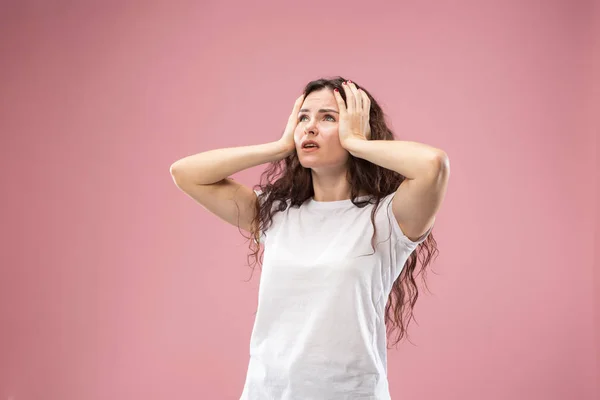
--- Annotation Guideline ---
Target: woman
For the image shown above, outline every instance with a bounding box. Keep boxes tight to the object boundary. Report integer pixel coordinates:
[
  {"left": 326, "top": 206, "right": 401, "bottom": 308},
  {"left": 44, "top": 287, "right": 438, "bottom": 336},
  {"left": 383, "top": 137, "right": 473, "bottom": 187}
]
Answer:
[{"left": 170, "top": 77, "right": 450, "bottom": 399}]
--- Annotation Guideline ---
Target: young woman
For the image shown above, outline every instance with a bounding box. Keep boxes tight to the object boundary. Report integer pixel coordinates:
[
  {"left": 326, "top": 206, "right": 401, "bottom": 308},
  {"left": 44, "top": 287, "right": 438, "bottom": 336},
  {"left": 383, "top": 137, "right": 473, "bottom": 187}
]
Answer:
[{"left": 170, "top": 77, "right": 450, "bottom": 399}]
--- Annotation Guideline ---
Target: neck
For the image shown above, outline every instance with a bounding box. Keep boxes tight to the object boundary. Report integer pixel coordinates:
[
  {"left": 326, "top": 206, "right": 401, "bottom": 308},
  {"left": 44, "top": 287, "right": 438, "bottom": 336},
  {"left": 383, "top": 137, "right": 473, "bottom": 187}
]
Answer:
[{"left": 310, "top": 169, "right": 366, "bottom": 202}]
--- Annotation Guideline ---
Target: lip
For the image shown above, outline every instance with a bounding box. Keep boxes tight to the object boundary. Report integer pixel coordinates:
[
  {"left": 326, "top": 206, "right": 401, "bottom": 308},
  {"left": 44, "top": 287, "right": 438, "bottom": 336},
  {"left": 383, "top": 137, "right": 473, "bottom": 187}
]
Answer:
[
  {"left": 301, "top": 140, "right": 320, "bottom": 149},
  {"left": 301, "top": 146, "right": 319, "bottom": 153}
]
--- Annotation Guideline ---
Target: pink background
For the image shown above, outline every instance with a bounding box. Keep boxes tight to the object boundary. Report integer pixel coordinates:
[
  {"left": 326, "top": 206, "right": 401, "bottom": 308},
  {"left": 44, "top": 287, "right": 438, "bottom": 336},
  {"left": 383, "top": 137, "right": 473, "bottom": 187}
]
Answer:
[{"left": 1, "top": 1, "right": 598, "bottom": 399}]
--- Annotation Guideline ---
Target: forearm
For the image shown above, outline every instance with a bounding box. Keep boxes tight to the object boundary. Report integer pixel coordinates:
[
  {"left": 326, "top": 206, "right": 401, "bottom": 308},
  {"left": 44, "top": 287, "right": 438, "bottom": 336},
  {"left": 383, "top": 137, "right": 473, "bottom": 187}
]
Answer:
[
  {"left": 170, "top": 140, "right": 291, "bottom": 185},
  {"left": 345, "top": 139, "right": 447, "bottom": 180}
]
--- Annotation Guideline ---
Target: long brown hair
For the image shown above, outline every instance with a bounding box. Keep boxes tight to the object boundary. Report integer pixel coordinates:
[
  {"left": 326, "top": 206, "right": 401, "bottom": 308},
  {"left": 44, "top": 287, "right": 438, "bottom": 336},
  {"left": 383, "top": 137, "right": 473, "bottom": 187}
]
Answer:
[{"left": 243, "top": 76, "right": 439, "bottom": 348}]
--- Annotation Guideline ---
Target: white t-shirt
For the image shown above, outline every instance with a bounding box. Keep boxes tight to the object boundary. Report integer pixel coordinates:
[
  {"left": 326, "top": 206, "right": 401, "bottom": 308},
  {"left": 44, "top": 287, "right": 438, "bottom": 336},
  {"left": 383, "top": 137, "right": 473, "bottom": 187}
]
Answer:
[{"left": 240, "top": 190, "right": 433, "bottom": 400}]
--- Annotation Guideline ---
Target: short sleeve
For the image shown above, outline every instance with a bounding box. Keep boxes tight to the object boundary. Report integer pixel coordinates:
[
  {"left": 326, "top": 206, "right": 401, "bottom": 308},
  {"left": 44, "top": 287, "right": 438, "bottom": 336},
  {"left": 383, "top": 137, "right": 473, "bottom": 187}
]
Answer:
[{"left": 380, "top": 192, "right": 434, "bottom": 250}]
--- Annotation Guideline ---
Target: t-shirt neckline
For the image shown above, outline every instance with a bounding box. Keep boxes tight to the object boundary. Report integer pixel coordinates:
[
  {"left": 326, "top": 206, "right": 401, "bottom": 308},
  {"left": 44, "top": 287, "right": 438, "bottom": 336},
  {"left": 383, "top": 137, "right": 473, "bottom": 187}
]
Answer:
[{"left": 306, "top": 195, "right": 373, "bottom": 209}]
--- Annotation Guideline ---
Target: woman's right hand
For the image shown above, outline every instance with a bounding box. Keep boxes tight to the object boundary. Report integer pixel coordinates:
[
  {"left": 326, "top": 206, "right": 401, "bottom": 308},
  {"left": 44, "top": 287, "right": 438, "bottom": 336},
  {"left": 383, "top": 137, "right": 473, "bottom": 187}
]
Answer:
[{"left": 278, "top": 94, "right": 305, "bottom": 157}]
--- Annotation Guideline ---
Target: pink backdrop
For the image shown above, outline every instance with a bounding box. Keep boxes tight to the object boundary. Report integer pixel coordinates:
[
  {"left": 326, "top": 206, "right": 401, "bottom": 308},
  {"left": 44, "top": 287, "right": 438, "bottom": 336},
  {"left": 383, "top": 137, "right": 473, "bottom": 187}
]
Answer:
[{"left": 0, "top": 1, "right": 598, "bottom": 399}]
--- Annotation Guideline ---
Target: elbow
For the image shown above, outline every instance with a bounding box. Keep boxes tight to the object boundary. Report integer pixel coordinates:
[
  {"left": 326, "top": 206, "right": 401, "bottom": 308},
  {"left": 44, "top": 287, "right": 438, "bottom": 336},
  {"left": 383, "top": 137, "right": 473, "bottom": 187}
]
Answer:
[
  {"left": 169, "top": 162, "right": 180, "bottom": 177},
  {"left": 169, "top": 162, "right": 179, "bottom": 178},
  {"left": 424, "top": 151, "right": 450, "bottom": 180},
  {"left": 169, "top": 161, "right": 187, "bottom": 185},
  {"left": 433, "top": 151, "right": 450, "bottom": 172}
]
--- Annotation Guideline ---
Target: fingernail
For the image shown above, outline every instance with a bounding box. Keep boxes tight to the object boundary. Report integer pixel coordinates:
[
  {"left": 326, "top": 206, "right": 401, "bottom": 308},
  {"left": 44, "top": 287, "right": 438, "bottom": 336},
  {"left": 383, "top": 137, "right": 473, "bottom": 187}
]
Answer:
[
  {"left": 342, "top": 82, "right": 346, "bottom": 85},
  {"left": 348, "top": 80, "right": 352, "bottom": 84},
  {"left": 334, "top": 88, "right": 339, "bottom": 92}
]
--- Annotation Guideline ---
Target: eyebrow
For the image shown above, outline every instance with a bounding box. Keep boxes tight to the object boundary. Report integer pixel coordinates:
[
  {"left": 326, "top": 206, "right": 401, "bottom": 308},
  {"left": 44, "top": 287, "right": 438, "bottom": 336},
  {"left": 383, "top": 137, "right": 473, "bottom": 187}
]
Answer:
[{"left": 299, "top": 108, "right": 339, "bottom": 114}]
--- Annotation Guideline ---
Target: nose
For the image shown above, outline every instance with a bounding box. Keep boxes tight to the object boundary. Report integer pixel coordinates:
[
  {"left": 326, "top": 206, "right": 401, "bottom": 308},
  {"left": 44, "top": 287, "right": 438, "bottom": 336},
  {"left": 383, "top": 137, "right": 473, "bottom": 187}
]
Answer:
[{"left": 304, "top": 118, "right": 318, "bottom": 135}]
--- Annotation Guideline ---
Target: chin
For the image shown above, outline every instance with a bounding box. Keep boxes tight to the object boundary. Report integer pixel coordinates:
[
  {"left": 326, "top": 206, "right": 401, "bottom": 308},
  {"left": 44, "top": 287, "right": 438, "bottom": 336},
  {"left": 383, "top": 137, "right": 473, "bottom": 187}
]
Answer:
[
  {"left": 299, "top": 160, "right": 318, "bottom": 169},
  {"left": 299, "top": 158, "right": 347, "bottom": 171},
  {"left": 298, "top": 155, "right": 322, "bottom": 168}
]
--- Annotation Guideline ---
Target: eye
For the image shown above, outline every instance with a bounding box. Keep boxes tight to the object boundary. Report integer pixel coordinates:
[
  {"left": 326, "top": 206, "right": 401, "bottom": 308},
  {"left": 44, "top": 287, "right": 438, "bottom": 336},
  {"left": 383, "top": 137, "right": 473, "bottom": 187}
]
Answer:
[{"left": 298, "top": 114, "right": 336, "bottom": 122}]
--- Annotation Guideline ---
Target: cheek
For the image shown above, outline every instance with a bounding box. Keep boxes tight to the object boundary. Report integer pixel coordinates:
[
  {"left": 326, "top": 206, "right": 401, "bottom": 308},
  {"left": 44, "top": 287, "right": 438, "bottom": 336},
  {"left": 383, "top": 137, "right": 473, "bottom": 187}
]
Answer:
[
  {"left": 322, "top": 125, "right": 340, "bottom": 141},
  {"left": 293, "top": 127, "right": 303, "bottom": 144}
]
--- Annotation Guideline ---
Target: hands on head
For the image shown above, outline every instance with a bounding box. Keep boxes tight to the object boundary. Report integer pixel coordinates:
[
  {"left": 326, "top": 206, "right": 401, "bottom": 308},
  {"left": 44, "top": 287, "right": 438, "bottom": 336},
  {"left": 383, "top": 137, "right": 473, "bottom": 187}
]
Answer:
[{"left": 278, "top": 80, "right": 371, "bottom": 157}]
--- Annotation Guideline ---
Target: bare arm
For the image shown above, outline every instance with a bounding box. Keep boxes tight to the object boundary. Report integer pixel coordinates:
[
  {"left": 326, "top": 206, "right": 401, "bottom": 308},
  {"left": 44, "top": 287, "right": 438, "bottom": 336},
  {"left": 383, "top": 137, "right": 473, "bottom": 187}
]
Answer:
[
  {"left": 169, "top": 94, "right": 304, "bottom": 233},
  {"left": 334, "top": 81, "right": 450, "bottom": 243},
  {"left": 169, "top": 141, "right": 292, "bottom": 233},
  {"left": 345, "top": 138, "right": 449, "bottom": 242},
  {"left": 170, "top": 141, "right": 292, "bottom": 186}
]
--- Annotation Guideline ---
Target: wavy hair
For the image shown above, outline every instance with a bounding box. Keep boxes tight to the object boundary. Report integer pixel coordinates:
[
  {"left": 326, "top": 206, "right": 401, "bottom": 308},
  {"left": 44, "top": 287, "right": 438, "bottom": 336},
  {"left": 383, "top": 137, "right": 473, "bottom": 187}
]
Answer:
[{"left": 242, "top": 76, "right": 439, "bottom": 348}]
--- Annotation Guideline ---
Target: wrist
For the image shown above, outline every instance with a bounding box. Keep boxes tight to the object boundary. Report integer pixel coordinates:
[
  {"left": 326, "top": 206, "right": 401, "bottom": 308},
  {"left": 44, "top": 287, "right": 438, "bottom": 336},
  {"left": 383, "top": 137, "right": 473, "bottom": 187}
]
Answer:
[
  {"left": 343, "top": 137, "right": 367, "bottom": 157},
  {"left": 274, "top": 140, "right": 295, "bottom": 158}
]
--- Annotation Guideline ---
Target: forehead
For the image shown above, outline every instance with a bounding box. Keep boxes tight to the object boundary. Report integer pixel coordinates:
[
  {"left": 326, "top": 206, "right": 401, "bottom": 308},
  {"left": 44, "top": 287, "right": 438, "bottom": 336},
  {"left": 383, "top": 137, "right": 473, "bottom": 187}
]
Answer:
[{"left": 301, "top": 89, "right": 337, "bottom": 110}]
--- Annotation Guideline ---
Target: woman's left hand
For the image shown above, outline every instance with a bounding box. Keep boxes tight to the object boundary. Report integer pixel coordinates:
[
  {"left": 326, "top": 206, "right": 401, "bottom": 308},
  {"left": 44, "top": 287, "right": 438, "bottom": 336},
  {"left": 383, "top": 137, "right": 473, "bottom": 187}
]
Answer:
[{"left": 333, "top": 81, "right": 371, "bottom": 149}]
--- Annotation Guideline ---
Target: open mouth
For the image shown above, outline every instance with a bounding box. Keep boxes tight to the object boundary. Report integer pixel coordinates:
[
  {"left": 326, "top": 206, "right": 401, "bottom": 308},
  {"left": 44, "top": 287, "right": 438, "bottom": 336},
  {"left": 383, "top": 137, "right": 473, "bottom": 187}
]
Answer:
[
  {"left": 302, "top": 141, "right": 320, "bottom": 151},
  {"left": 302, "top": 145, "right": 319, "bottom": 152}
]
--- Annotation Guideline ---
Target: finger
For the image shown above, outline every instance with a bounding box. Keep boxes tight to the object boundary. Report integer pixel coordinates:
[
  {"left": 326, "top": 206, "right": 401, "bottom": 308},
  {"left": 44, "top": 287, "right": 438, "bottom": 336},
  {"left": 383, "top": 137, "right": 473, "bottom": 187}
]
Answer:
[
  {"left": 358, "top": 89, "right": 371, "bottom": 138},
  {"left": 291, "top": 94, "right": 305, "bottom": 117},
  {"left": 342, "top": 81, "right": 356, "bottom": 112},
  {"left": 347, "top": 81, "right": 362, "bottom": 109},
  {"left": 359, "top": 89, "right": 370, "bottom": 115},
  {"left": 332, "top": 88, "right": 347, "bottom": 113}
]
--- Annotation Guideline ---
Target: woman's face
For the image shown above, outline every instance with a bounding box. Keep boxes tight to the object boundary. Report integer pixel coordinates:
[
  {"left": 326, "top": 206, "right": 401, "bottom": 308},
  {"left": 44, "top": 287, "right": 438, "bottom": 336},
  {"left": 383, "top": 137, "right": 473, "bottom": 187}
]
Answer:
[{"left": 294, "top": 88, "right": 350, "bottom": 170}]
